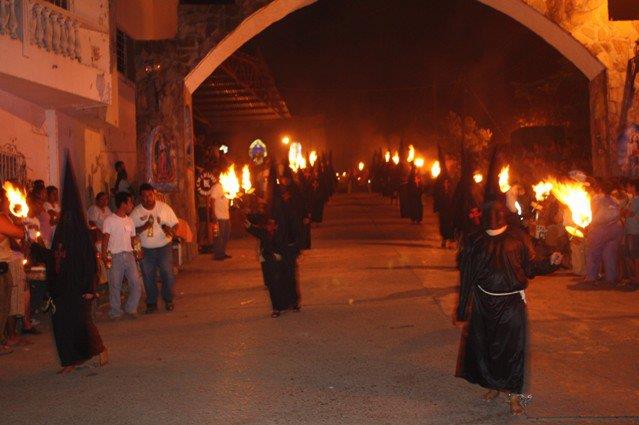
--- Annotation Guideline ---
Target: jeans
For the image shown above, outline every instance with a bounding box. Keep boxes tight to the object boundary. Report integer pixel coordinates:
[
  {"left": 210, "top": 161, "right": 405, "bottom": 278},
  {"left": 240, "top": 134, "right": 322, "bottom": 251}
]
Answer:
[
  {"left": 107, "top": 252, "right": 142, "bottom": 317},
  {"left": 214, "top": 219, "right": 231, "bottom": 259},
  {"left": 586, "top": 222, "right": 623, "bottom": 282},
  {"left": 140, "top": 244, "right": 174, "bottom": 305}
]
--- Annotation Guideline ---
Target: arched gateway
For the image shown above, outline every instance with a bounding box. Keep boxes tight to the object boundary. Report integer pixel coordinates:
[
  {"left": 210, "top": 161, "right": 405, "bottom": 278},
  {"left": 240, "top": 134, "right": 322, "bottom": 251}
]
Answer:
[{"left": 136, "top": 0, "right": 637, "bottom": 253}]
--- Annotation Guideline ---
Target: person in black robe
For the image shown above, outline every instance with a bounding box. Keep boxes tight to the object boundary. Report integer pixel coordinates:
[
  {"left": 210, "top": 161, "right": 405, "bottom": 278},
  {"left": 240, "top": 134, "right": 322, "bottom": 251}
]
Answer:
[
  {"left": 246, "top": 213, "right": 289, "bottom": 318},
  {"left": 310, "top": 167, "right": 327, "bottom": 223},
  {"left": 433, "top": 144, "right": 456, "bottom": 248},
  {"left": 32, "top": 157, "right": 107, "bottom": 373},
  {"left": 454, "top": 200, "right": 562, "bottom": 415},
  {"left": 277, "top": 181, "right": 302, "bottom": 312},
  {"left": 406, "top": 166, "right": 424, "bottom": 224}
]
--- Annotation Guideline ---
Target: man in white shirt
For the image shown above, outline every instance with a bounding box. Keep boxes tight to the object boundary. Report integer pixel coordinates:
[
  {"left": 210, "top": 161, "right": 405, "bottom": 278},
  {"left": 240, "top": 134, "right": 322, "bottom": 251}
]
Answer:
[
  {"left": 87, "top": 192, "right": 112, "bottom": 232},
  {"left": 101, "top": 192, "right": 142, "bottom": 319},
  {"left": 130, "top": 183, "right": 179, "bottom": 314},
  {"left": 210, "top": 180, "right": 231, "bottom": 261}
]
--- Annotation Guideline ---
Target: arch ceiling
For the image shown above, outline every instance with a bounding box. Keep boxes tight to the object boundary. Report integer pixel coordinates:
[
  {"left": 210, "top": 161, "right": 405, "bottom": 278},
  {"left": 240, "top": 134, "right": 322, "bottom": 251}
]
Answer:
[{"left": 184, "top": 0, "right": 606, "bottom": 94}]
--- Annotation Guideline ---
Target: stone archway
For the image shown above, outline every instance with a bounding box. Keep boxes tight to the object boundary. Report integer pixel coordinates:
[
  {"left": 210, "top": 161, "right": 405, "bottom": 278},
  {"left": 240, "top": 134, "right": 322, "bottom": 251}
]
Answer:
[
  {"left": 185, "top": 0, "right": 605, "bottom": 90},
  {"left": 184, "top": 0, "right": 613, "bottom": 175}
]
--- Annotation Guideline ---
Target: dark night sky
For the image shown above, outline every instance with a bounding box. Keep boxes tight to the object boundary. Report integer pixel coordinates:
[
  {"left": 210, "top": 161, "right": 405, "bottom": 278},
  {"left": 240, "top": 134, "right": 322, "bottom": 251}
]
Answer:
[{"left": 243, "top": 0, "right": 590, "bottom": 165}]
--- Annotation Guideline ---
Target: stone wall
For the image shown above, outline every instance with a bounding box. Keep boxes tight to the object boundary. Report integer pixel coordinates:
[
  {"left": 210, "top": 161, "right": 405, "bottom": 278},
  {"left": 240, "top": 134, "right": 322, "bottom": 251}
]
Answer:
[
  {"left": 523, "top": 0, "right": 639, "bottom": 174},
  {"left": 134, "top": 2, "right": 270, "bottom": 257}
]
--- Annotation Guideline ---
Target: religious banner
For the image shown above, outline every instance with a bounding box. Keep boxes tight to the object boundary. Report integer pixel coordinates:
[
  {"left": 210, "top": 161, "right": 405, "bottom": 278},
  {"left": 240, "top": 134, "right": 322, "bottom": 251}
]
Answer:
[
  {"left": 146, "top": 125, "right": 178, "bottom": 191},
  {"left": 618, "top": 123, "right": 639, "bottom": 178}
]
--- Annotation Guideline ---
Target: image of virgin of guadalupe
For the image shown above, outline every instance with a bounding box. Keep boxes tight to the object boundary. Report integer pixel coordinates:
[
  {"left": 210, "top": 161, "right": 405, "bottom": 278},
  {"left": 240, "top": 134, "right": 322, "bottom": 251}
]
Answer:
[
  {"left": 618, "top": 124, "right": 639, "bottom": 178},
  {"left": 147, "top": 126, "right": 178, "bottom": 191}
]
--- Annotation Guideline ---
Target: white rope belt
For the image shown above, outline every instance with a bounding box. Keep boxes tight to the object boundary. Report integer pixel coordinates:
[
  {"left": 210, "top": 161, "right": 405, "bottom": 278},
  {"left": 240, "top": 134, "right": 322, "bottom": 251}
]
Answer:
[{"left": 477, "top": 285, "right": 526, "bottom": 303}]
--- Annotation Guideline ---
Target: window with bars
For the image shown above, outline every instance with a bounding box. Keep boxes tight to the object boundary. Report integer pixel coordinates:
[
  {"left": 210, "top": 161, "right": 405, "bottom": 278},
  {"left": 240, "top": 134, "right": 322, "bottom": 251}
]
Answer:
[
  {"left": 116, "top": 29, "right": 135, "bottom": 81},
  {"left": 0, "top": 145, "right": 27, "bottom": 186},
  {"left": 46, "top": 0, "right": 70, "bottom": 10}
]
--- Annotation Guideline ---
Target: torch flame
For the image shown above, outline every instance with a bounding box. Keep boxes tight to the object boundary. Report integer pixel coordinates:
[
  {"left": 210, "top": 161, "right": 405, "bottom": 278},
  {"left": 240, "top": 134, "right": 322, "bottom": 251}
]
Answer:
[
  {"left": 384, "top": 150, "right": 391, "bottom": 163},
  {"left": 219, "top": 164, "right": 240, "bottom": 200},
  {"left": 499, "top": 166, "right": 511, "bottom": 193},
  {"left": 407, "top": 145, "right": 415, "bottom": 163},
  {"left": 288, "top": 142, "right": 304, "bottom": 172},
  {"left": 392, "top": 151, "right": 400, "bottom": 165},
  {"left": 241, "top": 165, "right": 253, "bottom": 193},
  {"left": 565, "top": 225, "right": 585, "bottom": 238},
  {"left": 3, "top": 182, "right": 29, "bottom": 218},
  {"left": 473, "top": 173, "right": 483, "bottom": 183},
  {"left": 414, "top": 157, "right": 425, "bottom": 168},
  {"left": 358, "top": 161, "right": 365, "bottom": 171},
  {"left": 549, "top": 179, "right": 592, "bottom": 228},
  {"left": 309, "top": 151, "right": 318, "bottom": 167},
  {"left": 532, "top": 181, "right": 553, "bottom": 201},
  {"left": 431, "top": 161, "right": 441, "bottom": 179}
]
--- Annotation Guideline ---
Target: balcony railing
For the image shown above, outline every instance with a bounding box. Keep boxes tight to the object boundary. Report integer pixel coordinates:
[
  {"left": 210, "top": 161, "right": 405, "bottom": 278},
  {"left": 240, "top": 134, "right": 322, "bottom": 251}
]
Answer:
[
  {"left": 27, "top": 0, "right": 82, "bottom": 61},
  {"left": 0, "top": 0, "right": 19, "bottom": 39},
  {"left": 1, "top": 0, "right": 109, "bottom": 71}
]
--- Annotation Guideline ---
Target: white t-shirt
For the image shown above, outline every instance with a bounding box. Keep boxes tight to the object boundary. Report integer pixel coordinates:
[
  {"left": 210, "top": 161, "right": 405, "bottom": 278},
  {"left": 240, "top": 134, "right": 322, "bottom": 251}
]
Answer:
[
  {"left": 102, "top": 214, "right": 135, "bottom": 254},
  {"left": 210, "top": 182, "right": 230, "bottom": 220},
  {"left": 130, "top": 201, "right": 178, "bottom": 249},
  {"left": 87, "top": 205, "right": 112, "bottom": 230}
]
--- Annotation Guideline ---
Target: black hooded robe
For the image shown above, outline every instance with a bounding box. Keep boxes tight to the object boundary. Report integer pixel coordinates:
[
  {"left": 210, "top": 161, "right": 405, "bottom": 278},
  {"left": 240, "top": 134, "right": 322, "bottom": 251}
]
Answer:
[
  {"left": 34, "top": 158, "right": 104, "bottom": 367},
  {"left": 455, "top": 227, "right": 557, "bottom": 393}
]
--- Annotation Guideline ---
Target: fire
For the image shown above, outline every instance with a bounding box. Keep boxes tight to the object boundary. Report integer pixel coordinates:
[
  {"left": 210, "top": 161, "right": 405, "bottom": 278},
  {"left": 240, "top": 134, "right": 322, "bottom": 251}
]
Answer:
[
  {"left": 282, "top": 136, "right": 290, "bottom": 145},
  {"left": 219, "top": 164, "right": 240, "bottom": 200},
  {"left": 288, "top": 142, "right": 303, "bottom": 172},
  {"left": 473, "top": 173, "right": 483, "bottom": 183},
  {"left": 548, "top": 179, "right": 592, "bottom": 228},
  {"left": 431, "top": 161, "right": 441, "bottom": 179},
  {"left": 499, "top": 166, "right": 511, "bottom": 193},
  {"left": 414, "top": 157, "right": 425, "bottom": 168},
  {"left": 392, "top": 151, "right": 400, "bottom": 165},
  {"left": 3, "top": 182, "right": 29, "bottom": 218},
  {"left": 384, "top": 150, "right": 391, "bottom": 163},
  {"left": 532, "top": 181, "right": 553, "bottom": 201},
  {"left": 358, "top": 161, "right": 365, "bottom": 171},
  {"left": 565, "top": 225, "right": 584, "bottom": 239},
  {"left": 407, "top": 145, "right": 415, "bottom": 163},
  {"left": 515, "top": 201, "right": 522, "bottom": 216},
  {"left": 241, "top": 165, "right": 253, "bottom": 193},
  {"left": 309, "top": 151, "right": 318, "bottom": 167}
]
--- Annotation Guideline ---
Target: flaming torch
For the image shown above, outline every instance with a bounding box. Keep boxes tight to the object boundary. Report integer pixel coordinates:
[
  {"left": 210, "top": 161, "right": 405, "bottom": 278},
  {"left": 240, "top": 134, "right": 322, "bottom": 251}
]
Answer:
[
  {"left": 288, "top": 142, "right": 303, "bottom": 172},
  {"left": 407, "top": 145, "right": 415, "bottom": 163},
  {"left": 358, "top": 161, "right": 365, "bottom": 171},
  {"left": 532, "top": 181, "right": 553, "bottom": 202},
  {"left": 219, "top": 164, "right": 240, "bottom": 200},
  {"left": 392, "top": 151, "right": 400, "bottom": 165},
  {"left": 473, "top": 173, "right": 483, "bottom": 184},
  {"left": 3, "top": 182, "right": 29, "bottom": 218},
  {"left": 430, "top": 161, "right": 441, "bottom": 179},
  {"left": 309, "top": 151, "right": 318, "bottom": 167},
  {"left": 384, "top": 150, "right": 391, "bottom": 163},
  {"left": 414, "top": 157, "right": 425, "bottom": 168},
  {"left": 241, "top": 165, "right": 254, "bottom": 194},
  {"left": 549, "top": 179, "right": 592, "bottom": 234},
  {"left": 499, "top": 166, "right": 511, "bottom": 193}
]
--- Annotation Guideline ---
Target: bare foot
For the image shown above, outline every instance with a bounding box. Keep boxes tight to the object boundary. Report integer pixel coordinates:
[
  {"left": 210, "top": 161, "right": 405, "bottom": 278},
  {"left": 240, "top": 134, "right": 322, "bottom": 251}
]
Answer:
[
  {"left": 57, "top": 366, "right": 76, "bottom": 375},
  {"left": 509, "top": 396, "right": 525, "bottom": 416},
  {"left": 482, "top": 389, "right": 500, "bottom": 401},
  {"left": 98, "top": 349, "right": 109, "bottom": 367}
]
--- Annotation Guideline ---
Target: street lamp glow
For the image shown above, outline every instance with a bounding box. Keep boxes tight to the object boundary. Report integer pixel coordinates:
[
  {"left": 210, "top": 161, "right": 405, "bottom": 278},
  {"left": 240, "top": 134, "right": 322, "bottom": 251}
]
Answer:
[
  {"left": 358, "top": 161, "right": 365, "bottom": 171},
  {"left": 282, "top": 136, "right": 290, "bottom": 145},
  {"left": 473, "top": 173, "right": 483, "bottom": 183}
]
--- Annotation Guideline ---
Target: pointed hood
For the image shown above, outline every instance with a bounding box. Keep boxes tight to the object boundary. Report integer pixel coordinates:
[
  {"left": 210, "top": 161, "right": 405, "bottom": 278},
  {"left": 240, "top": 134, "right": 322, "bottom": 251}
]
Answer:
[
  {"left": 436, "top": 143, "right": 448, "bottom": 179},
  {"left": 484, "top": 144, "right": 508, "bottom": 203},
  {"left": 48, "top": 154, "right": 97, "bottom": 296}
]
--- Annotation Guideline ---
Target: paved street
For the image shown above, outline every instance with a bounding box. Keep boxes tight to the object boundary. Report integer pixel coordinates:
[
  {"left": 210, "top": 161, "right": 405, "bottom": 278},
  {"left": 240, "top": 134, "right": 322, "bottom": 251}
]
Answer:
[{"left": 2, "top": 193, "right": 639, "bottom": 424}]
